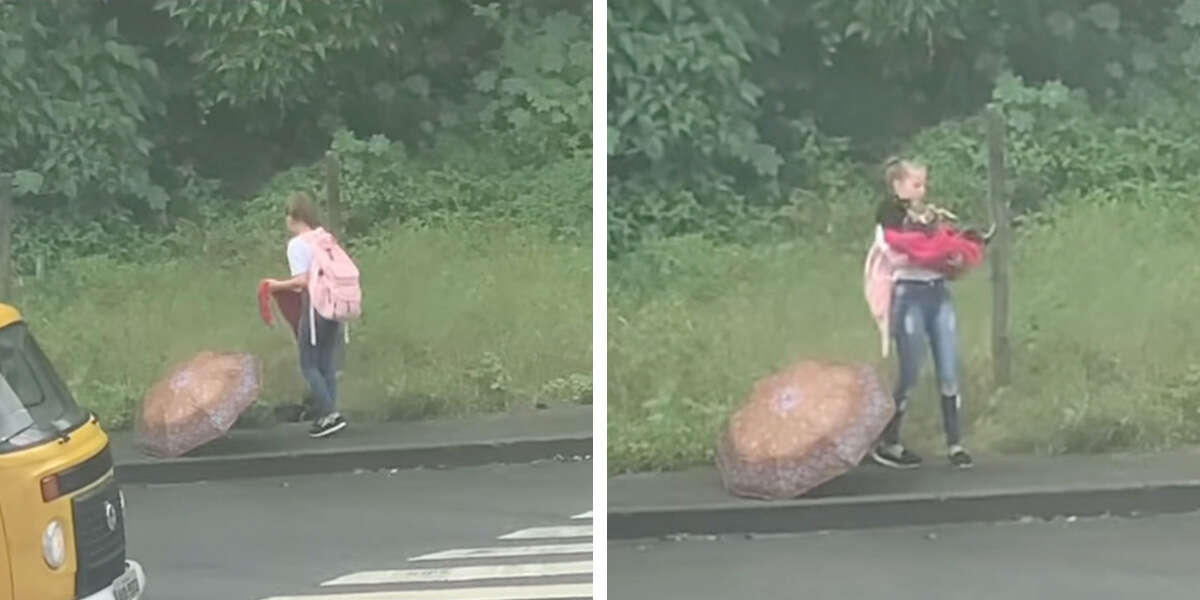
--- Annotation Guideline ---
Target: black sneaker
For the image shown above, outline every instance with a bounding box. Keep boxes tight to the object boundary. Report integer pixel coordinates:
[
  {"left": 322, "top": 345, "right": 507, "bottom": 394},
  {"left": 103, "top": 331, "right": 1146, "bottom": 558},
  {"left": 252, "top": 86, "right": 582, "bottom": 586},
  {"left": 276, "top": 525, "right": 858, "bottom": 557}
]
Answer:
[
  {"left": 948, "top": 447, "right": 974, "bottom": 469},
  {"left": 309, "top": 413, "right": 347, "bottom": 438},
  {"left": 871, "top": 444, "right": 922, "bottom": 469}
]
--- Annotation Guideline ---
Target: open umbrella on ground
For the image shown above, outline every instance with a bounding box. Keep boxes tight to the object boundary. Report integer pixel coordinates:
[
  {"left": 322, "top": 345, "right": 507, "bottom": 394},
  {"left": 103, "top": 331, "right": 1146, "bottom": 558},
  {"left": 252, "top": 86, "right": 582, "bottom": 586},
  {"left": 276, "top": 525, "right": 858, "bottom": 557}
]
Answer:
[
  {"left": 135, "top": 351, "right": 262, "bottom": 458},
  {"left": 716, "top": 360, "right": 894, "bottom": 500}
]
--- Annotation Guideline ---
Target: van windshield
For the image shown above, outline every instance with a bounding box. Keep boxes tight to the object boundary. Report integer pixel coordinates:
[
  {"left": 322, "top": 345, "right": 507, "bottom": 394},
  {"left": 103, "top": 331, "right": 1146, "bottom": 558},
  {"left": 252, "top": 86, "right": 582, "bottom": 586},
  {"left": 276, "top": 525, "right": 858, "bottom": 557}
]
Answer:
[{"left": 0, "top": 323, "right": 89, "bottom": 449}]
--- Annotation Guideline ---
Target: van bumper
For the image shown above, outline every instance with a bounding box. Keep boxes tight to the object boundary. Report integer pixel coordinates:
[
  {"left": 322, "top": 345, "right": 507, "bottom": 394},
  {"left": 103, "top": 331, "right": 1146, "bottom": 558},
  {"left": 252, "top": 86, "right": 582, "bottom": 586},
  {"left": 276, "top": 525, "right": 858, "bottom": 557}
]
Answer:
[{"left": 79, "top": 560, "right": 146, "bottom": 600}]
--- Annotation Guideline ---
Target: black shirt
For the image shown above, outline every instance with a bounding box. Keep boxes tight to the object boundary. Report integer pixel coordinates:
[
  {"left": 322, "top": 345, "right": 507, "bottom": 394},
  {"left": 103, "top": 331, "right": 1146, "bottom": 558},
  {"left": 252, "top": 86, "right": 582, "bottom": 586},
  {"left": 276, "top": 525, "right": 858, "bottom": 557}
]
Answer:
[{"left": 875, "top": 198, "right": 906, "bottom": 229}]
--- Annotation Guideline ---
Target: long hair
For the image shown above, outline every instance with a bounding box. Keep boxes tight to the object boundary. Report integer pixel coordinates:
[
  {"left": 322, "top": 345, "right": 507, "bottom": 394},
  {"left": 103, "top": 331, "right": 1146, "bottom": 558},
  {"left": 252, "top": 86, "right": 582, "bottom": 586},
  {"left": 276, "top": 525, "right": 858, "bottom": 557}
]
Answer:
[{"left": 286, "top": 192, "right": 322, "bottom": 228}]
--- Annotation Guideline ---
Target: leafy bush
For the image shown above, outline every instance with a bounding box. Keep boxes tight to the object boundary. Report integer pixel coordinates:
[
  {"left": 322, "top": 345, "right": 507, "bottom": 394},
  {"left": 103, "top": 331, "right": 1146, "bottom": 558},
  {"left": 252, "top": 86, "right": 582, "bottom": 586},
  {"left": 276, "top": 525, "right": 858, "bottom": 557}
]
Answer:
[
  {"left": 233, "top": 128, "right": 591, "bottom": 242},
  {"left": 154, "top": 0, "right": 406, "bottom": 125},
  {"left": 0, "top": 2, "right": 165, "bottom": 215},
  {"left": 607, "top": 0, "right": 1200, "bottom": 253},
  {"left": 607, "top": 0, "right": 783, "bottom": 253},
  {"left": 2, "top": 0, "right": 590, "bottom": 268},
  {"left": 471, "top": 3, "right": 592, "bottom": 157}
]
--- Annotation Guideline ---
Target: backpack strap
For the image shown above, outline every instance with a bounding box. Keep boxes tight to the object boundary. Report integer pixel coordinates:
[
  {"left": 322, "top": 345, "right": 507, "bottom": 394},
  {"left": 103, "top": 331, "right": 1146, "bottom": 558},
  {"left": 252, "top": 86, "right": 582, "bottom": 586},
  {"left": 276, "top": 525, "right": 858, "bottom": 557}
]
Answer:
[{"left": 301, "top": 228, "right": 323, "bottom": 346}]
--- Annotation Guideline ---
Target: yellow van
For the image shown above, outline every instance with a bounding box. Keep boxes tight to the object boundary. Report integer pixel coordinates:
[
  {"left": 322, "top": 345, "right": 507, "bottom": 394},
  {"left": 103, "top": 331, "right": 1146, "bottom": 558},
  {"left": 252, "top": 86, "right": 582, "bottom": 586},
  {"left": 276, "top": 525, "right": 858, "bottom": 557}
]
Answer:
[{"left": 0, "top": 304, "right": 145, "bottom": 600}]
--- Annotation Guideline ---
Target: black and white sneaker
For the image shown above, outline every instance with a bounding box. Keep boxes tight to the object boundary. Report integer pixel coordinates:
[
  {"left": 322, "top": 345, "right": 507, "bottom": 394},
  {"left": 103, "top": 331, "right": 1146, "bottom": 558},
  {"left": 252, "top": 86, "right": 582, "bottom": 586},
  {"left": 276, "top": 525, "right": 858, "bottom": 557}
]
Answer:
[
  {"left": 871, "top": 444, "right": 922, "bottom": 469},
  {"left": 309, "top": 413, "right": 347, "bottom": 438},
  {"left": 948, "top": 446, "right": 974, "bottom": 469}
]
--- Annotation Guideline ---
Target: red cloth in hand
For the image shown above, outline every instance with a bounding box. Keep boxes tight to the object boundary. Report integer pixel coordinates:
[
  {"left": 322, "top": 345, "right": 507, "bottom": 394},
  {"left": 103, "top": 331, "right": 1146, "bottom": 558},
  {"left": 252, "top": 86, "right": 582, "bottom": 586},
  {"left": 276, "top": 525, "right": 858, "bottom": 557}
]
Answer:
[
  {"left": 257, "top": 281, "right": 274, "bottom": 325},
  {"left": 883, "top": 225, "right": 985, "bottom": 274},
  {"left": 258, "top": 282, "right": 302, "bottom": 339}
]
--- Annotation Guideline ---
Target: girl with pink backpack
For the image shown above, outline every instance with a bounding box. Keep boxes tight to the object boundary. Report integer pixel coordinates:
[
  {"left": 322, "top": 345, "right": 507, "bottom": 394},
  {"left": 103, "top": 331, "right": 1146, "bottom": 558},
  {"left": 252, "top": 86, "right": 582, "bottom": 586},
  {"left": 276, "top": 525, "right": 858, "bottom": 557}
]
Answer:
[{"left": 261, "top": 192, "right": 363, "bottom": 438}]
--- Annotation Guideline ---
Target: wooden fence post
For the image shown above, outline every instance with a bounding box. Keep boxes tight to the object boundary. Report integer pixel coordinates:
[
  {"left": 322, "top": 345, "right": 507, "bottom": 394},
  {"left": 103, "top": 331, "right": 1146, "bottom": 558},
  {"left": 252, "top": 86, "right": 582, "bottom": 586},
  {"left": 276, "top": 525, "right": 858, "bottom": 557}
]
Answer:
[
  {"left": 325, "top": 151, "right": 342, "bottom": 239},
  {"left": 986, "top": 107, "right": 1012, "bottom": 387}
]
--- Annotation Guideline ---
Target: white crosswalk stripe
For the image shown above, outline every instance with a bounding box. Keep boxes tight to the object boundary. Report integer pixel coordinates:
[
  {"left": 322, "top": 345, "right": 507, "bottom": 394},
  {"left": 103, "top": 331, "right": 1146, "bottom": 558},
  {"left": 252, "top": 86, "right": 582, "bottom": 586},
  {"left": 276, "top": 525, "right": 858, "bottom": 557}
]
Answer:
[
  {"left": 410, "top": 543, "right": 592, "bottom": 562},
  {"left": 261, "top": 509, "right": 593, "bottom": 599},
  {"left": 498, "top": 525, "right": 592, "bottom": 540},
  {"left": 262, "top": 583, "right": 592, "bottom": 600},
  {"left": 321, "top": 561, "right": 593, "bottom": 586}
]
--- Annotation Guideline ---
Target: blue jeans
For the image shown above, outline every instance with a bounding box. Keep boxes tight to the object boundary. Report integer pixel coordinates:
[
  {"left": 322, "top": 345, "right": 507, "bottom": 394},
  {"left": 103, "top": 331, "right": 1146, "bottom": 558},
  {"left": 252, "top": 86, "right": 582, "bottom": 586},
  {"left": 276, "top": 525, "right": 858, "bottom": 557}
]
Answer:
[
  {"left": 298, "top": 299, "right": 341, "bottom": 419},
  {"left": 880, "top": 280, "right": 963, "bottom": 447}
]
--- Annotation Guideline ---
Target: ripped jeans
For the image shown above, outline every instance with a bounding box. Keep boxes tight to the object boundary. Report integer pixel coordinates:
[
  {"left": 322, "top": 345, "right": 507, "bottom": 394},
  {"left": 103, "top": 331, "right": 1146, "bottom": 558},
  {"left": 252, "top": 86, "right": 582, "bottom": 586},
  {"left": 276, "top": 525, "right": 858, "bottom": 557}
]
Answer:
[{"left": 880, "top": 279, "right": 963, "bottom": 447}]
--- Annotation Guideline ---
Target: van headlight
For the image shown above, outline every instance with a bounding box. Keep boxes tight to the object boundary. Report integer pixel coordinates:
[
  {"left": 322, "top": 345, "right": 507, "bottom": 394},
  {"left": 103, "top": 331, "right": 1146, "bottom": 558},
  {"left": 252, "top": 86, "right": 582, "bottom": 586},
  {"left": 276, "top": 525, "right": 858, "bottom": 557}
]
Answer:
[{"left": 42, "top": 520, "right": 66, "bottom": 569}]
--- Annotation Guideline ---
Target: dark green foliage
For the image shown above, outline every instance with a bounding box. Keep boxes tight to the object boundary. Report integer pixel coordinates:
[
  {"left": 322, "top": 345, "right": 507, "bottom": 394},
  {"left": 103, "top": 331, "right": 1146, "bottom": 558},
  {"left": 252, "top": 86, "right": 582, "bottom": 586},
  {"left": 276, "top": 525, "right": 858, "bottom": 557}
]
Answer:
[
  {"left": 608, "top": 0, "right": 1200, "bottom": 253},
  {"left": 0, "top": 0, "right": 591, "bottom": 271}
]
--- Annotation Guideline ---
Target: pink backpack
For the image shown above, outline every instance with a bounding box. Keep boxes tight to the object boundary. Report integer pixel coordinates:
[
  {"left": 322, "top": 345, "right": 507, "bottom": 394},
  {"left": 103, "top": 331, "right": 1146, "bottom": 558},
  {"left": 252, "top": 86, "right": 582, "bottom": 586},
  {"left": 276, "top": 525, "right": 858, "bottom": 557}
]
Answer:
[{"left": 301, "top": 228, "right": 362, "bottom": 345}]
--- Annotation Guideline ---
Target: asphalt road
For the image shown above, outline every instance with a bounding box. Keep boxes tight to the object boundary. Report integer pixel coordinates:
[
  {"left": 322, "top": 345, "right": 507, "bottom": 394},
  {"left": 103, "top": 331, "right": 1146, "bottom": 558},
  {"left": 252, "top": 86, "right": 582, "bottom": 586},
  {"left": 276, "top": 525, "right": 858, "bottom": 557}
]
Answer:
[
  {"left": 609, "top": 512, "right": 1200, "bottom": 599},
  {"left": 122, "top": 460, "right": 593, "bottom": 600}
]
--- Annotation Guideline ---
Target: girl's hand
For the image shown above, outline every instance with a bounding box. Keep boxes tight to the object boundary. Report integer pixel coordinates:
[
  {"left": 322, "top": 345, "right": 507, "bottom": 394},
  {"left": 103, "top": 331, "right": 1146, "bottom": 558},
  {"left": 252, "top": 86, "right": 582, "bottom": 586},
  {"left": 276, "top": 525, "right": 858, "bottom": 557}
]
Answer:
[
  {"left": 264, "top": 275, "right": 306, "bottom": 293},
  {"left": 944, "top": 254, "right": 965, "bottom": 279}
]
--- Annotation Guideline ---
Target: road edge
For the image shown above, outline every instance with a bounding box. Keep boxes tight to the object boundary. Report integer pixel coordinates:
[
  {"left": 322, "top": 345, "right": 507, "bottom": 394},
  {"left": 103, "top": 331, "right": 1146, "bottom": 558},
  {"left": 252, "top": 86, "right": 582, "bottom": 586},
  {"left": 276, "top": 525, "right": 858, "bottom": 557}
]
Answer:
[
  {"left": 608, "top": 480, "right": 1200, "bottom": 540},
  {"left": 116, "top": 434, "right": 592, "bottom": 484}
]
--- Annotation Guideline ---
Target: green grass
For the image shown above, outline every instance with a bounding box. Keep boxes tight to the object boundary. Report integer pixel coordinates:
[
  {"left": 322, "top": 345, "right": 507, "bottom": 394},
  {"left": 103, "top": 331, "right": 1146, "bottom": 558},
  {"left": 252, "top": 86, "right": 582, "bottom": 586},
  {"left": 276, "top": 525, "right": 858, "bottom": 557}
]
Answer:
[
  {"left": 609, "top": 198, "right": 1200, "bottom": 473},
  {"left": 15, "top": 223, "right": 591, "bottom": 430}
]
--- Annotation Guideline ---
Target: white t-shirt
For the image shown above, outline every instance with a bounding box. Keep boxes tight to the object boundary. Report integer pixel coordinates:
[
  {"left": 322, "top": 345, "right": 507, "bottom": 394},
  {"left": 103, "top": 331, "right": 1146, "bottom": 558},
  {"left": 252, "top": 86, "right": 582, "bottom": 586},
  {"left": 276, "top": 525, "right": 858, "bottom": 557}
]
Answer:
[{"left": 287, "top": 235, "right": 314, "bottom": 277}]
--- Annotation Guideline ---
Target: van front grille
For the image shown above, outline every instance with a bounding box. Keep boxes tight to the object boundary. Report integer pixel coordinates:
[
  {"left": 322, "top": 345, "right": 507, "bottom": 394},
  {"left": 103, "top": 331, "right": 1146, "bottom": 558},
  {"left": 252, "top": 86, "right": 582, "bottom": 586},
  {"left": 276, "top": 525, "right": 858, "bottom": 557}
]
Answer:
[{"left": 71, "top": 478, "right": 126, "bottom": 598}]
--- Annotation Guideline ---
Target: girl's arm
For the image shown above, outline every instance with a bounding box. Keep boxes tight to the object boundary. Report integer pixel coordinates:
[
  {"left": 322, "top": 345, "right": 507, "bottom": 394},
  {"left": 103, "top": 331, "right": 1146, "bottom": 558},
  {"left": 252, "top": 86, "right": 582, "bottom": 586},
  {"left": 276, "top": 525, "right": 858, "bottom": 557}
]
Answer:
[
  {"left": 266, "top": 274, "right": 307, "bottom": 292},
  {"left": 876, "top": 226, "right": 912, "bottom": 266}
]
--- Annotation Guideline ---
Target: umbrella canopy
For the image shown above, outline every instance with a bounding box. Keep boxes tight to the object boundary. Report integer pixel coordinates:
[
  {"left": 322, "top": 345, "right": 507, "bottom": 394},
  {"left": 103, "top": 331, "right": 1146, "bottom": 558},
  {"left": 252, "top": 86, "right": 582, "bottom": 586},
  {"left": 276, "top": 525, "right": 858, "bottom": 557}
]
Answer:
[
  {"left": 716, "top": 360, "right": 894, "bottom": 500},
  {"left": 135, "top": 352, "right": 262, "bottom": 458}
]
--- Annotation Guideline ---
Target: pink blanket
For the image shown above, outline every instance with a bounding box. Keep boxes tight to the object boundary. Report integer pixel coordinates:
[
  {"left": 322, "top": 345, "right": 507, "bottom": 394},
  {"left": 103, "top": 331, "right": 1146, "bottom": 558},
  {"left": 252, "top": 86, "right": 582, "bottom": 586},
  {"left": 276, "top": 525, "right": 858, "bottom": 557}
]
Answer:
[
  {"left": 862, "top": 226, "right": 986, "bottom": 356},
  {"left": 882, "top": 226, "right": 985, "bottom": 272},
  {"left": 863, "top": 231, "right": 900, "bottom": 357}
]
